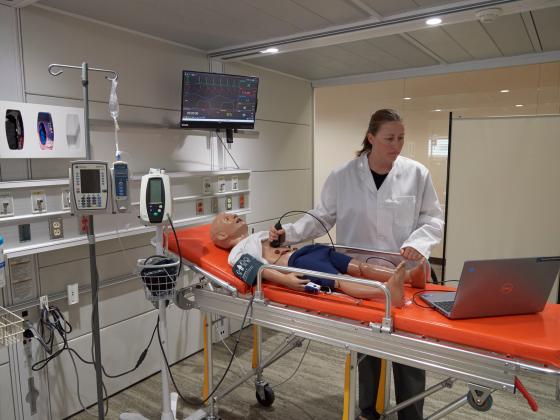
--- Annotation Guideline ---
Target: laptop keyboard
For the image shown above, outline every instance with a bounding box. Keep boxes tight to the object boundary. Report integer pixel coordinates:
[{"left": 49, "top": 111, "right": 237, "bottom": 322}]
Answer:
[{"left": 435, "top": 301, "right": 455, "bottom": 313}]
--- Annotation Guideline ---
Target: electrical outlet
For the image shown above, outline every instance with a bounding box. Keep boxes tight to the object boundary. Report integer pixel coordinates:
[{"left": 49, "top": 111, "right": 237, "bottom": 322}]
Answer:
[
  {"left": 39, "top": 295, "right": 48, "bottom": 310},
  {"left": 225, "top": 196, "right": 233, "bottom": 211},
  {"left": 239, "top": 194, "right": 245, "bottom": 209},
  {"left": 231, "top": 175, "right": 239, "bottom": 191},
  {"left": 216, "top": 318, "right": 227, "bottom": 339},
  {"left": 0, "top": 193, "right": 14, "bottom": 217},
  {"left": 218, "top": 176, "right": 226, "bottom": 193},
  {"left": 202, "top": 177, "right": 212, "bottom": 195},
  {"left": 61, "top": 190, "right": 71, "bottom": 210},
  {"left": 196, "top": 199, "right": 204, "bottom": 216},
  {"left": 48, "top": 217, "right": 64, "bottom": 240},
  {"left": 18, "top": 224, "right": 31, "bottom": 242},
  {"left": 31, "top": 191, "right": 47, "bottom": 214},
  {"left": 79, "top": 215, "right": 89, "bottom": 235},
  {"left": 67, "top": 283, "right": 79, "bottom": 305}
]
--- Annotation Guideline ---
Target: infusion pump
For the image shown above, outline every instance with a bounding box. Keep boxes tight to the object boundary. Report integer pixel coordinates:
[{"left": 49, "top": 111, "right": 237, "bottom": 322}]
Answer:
[
  {"left": 140, "top": 168, "right": 172, "bottom": 225},
  {"left": 69, "top": 161, "right": 112, "bottom": 215}
]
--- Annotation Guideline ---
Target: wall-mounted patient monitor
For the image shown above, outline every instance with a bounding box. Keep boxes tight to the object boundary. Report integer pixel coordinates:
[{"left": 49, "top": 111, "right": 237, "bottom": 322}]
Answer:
[
  {"left": 69, "top": 161, "right": 111, "bottom": 215},
  {"left": 111, "top": 161, "right": 129, "bottom": 213},
  {"left": 140, "top": 168, "right": 172, "bottom": 225}
]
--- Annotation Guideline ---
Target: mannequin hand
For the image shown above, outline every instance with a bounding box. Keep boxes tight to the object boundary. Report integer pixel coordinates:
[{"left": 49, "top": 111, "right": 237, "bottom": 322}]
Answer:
[
  {"left": 282, "top": 273, "right": 308, "bottom": 291},
  {"left": 269, "top": 225, "right": 286, "bottom": 242},
  {"left": 400, "top": 247, "right": 423, "bottom": 261}
]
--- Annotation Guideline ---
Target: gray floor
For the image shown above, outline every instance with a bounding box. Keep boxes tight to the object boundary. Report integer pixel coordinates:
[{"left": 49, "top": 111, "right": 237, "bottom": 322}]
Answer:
[{"left": 71, "top": 327, "right": 560, "bottom": 420}]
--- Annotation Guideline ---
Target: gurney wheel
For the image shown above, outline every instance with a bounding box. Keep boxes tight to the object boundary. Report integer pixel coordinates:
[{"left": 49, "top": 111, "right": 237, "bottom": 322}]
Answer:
[
  {"left": 256, "top": 384, "right": 275, "bottom": 407},
  {"left": 467, "top": 391, "right": 493, "bottom": 412}
]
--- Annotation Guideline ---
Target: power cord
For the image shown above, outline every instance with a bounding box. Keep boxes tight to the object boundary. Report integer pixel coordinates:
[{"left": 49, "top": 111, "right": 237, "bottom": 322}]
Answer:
[
  {"left": 411, "top": 280, "right": 459, "bottom": 309},
  {"left": 156, "top": 296, "right": 255, "bottom": 407},
  {"left": 272, "top": 340, "right": 311, "bottom": 389},
  {"left": 215, "top": 130, "right": 240, "bottom": 169},
  {"left": 365, "top": 256, "right": 397, "bottom": 267}
]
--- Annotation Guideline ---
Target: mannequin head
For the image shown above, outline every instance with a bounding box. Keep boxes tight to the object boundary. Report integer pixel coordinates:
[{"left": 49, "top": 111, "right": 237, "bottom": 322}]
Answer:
[{"left": 210, "top": 212, "right": 249, "bottom": 249}]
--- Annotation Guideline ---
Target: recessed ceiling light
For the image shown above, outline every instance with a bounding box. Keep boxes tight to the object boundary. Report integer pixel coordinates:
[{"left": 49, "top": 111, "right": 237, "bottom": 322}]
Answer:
[
  {"left": 433, "top": 109, "right": 442, "bottom": 112},
  {"left": 515, "top": 104, "right": 524, "bottom": 107},
  {"left": 260, "top": 47, "right": 279, "bottom": 54},
  {"left": 426, "top": 17, "right": 442, "bottom": 26},
  {"left": 403, "top": 97, "right": 411, "bottom": 100},
  {"left": 500, "top": 89, "right": 510, "bottom": 93}
]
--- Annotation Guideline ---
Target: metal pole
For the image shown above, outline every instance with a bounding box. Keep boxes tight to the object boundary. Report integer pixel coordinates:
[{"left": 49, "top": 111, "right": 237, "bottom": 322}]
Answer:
[
  {"left": 158, "top": 299, "right": 174, "bottom": 420},
  {"left": 82, "top": 62, "right": 105, "bottom": 420},
  {"left": 383, "top": 360, "right": 392, "bottom": 414},
  {"left": 206, "top": 313, "right": 216, "bottom": 419},
  {"left": 348, "top": 351, "right": 357, "bottom": 420}
]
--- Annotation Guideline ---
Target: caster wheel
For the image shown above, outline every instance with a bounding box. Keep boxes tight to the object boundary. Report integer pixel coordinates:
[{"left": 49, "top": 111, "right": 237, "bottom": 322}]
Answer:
[
  {"left": 256, "top": 384, "right": 275, "bottom": 407},
  {"left": 467, "top": 391, "right": 493, "bottom": 412}
]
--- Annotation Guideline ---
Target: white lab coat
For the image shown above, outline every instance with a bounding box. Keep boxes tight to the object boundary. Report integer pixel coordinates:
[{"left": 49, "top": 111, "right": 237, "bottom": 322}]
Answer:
[{"left": 283, "top": 154, "right": 444, "bottom": 258}]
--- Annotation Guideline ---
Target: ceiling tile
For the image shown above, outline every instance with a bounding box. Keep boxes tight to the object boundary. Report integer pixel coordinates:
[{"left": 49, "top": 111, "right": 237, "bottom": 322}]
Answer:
[
  {"left": 407, "top": 27, "right": 472, "bottom": 63},
  {"left": 366, "top": 35, "right": 439, "bottom": 67},
  {"left": 361, "top": 0, "right": 419, "bottom": 17},
  {"left": 481, "top": 13, "right": 534, "bottom": 56},
  {"left": 291, "top": 0, "right": 370, "bottom": 24},
  {"left": 443, "top": 21, "right": 502, "bottom": 60},
  {"left": 531, "top": 6, "right": 560, "bottom": 51}
]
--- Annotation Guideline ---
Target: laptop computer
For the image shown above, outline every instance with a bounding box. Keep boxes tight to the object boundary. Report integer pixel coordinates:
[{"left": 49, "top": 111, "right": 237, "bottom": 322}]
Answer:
[{"left": 420, "top": 257, "right": 560, "bottom": 319}]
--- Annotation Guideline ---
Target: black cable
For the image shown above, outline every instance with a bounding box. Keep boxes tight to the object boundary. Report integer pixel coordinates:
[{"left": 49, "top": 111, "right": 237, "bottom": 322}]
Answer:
[
  {"left": 365, "top": 256, "right": 397, "bottom": 267},
  {"left": 157, "top": 296, "right": 255, "bottom": 407},
  {"left": 215, "top": 130, "right": 240, "bottom": 169},
  {"left": 168, "top": 215, "right": 183, "bottom": 276},
  {"left": 274, "top": 210, "right": 336, "bottom": 250},
  {"left": 202, "top": 295, "right": 254, "bottom": 404},
  {"left": 101, "top": 317, "right": 158, "bottom": 379},
  {"left": 411, "top": 281, "right": 460, "bottom": 309}
]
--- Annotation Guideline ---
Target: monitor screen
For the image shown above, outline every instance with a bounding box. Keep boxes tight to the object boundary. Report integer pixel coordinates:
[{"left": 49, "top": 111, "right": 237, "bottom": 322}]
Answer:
[
  {"left": 181, "top": 70, "right": 259, "bottom": 129},
  {"left": 148, "top": 178, "right": 163, "bottom": 203},
  {"left": 80, "top": 169, "right": 100, "bottom": 193}
]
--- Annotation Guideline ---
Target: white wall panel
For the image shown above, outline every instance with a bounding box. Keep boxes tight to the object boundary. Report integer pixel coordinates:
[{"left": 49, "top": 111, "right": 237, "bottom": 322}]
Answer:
[
  {"left": 247, "top": 169, "right": 312, "bottom": 224},
  {"left": 0, "top": 6, "right": 23, "bottom": 102},
  {"left": 446, "top": 116, "right": 560, "bottom": 281},
  {"left": 222, "top": 120, "right": 311, "bottom": 171},
  {"left": 225, "top": 63, "right": 312, "bottom": 126},
  {"left": 20, "top": 7, "right": 207, "bottom": 110}
]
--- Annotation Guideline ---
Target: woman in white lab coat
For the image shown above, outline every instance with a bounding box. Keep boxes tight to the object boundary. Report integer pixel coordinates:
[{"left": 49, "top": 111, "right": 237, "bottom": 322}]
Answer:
[{"left": 270, "top": 109, "right": 444, "bottom": 420}]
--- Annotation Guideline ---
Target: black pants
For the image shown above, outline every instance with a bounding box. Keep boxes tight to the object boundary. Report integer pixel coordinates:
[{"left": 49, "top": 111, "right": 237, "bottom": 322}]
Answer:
[{"left": 358, "top": 355, "right": 425, "bottom": 420}]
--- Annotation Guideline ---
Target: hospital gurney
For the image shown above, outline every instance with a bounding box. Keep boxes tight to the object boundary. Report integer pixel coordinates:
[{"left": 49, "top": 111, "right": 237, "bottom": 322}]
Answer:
[{"left": 167, "top": 224, "right": 560, "bottom": 419}]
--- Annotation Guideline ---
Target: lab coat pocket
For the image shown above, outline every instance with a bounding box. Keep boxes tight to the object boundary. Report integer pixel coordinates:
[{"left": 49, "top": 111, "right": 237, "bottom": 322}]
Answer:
[{"left": 394, "top": 196, "right": 416, "bottom": 231}]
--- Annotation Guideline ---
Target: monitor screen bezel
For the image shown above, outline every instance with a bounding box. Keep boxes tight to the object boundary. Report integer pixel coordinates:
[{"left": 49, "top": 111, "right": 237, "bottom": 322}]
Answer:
[{"left": 180, "top": 70, "right": 259, "bottom": 130}]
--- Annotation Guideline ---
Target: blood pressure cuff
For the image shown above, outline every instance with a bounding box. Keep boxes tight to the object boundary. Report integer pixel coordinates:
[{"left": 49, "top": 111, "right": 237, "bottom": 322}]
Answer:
[{"left": 232, "top": 253, "right": 264, "bottom": 286}]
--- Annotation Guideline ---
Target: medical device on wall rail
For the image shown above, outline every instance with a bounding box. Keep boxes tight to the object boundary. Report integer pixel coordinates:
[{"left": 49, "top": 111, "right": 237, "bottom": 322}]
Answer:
[
  {"left": 69, "top": 160, "right": 112, "bottom": 215},
  {"left": 111, "top": 160, "right": 130, "bottom": 213},
  {"left": 140, "top": 168, "right": 172, "bottom": 225}
]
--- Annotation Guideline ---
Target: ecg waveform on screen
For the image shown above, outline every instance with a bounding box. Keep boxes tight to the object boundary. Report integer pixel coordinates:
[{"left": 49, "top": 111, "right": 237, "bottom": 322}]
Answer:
[{"left": 182, "top": 73, "right": 258, "bottom": 122}]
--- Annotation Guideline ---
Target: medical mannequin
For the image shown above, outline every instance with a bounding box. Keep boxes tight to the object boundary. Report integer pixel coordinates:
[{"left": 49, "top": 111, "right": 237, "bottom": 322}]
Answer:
[
  {"left": 210, "top": 212, "right": 427, "bottom": 308},
  {"left": 269, "top": 109, "right": 444, "bottom": 420}
]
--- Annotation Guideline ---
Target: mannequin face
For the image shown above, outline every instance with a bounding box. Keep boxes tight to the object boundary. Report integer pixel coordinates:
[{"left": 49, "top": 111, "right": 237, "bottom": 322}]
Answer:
[
  {"left": 210, "top": 212, "right": 249, "bottom": 249},
  {"left": 367, "top": 121, "right": 405, "bottom": 169}
]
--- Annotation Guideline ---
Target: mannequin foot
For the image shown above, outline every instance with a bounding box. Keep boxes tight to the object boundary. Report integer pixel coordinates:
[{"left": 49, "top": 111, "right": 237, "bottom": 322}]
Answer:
[
  {"left": 387, "top": 262, "right": 406, "bottom": 307},
  {"left": 406, "top": 260, "right": 427, "bottom": 289}
]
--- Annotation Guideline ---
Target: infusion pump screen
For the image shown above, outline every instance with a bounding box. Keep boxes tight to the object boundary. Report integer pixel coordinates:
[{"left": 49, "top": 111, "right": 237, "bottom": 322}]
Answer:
[
  {"left": 149, "top": 178, "right": 162, "bottom": 202},
  {"left": 80, "top": 169, "right": 101, "bottom": 193}
]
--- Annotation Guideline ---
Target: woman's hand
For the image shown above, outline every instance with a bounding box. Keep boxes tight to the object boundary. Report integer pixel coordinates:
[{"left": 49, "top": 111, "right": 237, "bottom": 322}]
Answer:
[
  {"left": 282, "top": 273, "right": 308, "bottom": 291},
  {"left": 400, "top": 246, "right": 423, "bottom": 261},
  {"left": 269, "top": 225, "right": 286, "bottom": 243}
]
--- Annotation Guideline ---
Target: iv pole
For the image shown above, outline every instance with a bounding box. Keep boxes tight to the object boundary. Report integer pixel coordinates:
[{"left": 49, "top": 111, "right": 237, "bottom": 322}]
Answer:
[{"left": 48, "top": 62, "right": 118, "bottom": 420}]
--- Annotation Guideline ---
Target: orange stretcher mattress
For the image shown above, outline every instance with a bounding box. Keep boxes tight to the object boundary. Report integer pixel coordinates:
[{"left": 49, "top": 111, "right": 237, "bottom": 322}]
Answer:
[{"left": 167, "top": 224, "right": 560, "bottom": 369}]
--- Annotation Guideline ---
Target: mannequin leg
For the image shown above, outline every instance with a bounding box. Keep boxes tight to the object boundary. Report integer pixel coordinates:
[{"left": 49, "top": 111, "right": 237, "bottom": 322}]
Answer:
[{"left": 340, "top": 262, "right": 405, "bottom": 307}]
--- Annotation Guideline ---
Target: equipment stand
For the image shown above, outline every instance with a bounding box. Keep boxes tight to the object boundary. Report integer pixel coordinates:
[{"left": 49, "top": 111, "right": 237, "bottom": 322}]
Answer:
[{"left": 48, "top": 62, "right": 118, "bottom": 420}]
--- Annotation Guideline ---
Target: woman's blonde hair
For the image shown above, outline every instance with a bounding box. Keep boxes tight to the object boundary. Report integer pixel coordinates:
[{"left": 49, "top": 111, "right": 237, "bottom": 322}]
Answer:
[{"left": 356, "top": 109, "right": 402, "bottom": 157}]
